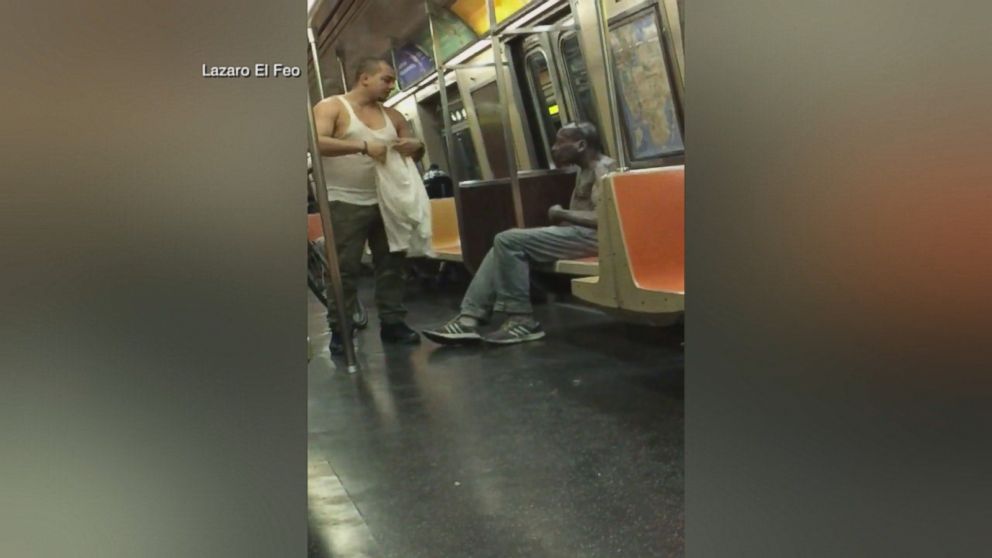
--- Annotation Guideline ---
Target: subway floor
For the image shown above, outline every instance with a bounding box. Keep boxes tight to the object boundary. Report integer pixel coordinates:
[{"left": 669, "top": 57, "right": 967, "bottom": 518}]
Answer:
[{"left": 307, "top": 275, "right": 684, "bottom": 557}]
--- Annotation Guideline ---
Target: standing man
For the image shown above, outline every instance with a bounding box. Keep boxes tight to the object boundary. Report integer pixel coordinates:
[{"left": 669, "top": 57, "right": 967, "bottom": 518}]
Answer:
[
  {"left": 313, "top": 57, "right": 425, "bottom": 354},
  {"left": 423, "top": 122, "right": 617, "bottom": 345}
]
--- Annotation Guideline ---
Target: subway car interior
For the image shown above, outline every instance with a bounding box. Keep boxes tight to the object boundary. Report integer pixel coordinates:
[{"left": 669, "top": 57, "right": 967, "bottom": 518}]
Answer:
[{"left": 306, "top": 0, "right": 685, "bottom": 555}]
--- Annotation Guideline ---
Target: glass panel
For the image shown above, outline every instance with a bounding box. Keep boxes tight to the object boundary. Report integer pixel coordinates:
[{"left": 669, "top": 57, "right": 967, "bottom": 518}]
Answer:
[
  {"left": 471, "top": 81, "right": 510, "bottom": 178},
  {"left": 442, "top": 129, "right": 483, "bottom": 181},
  {"left": 525, "top": 51, "right": 562, "bottom": 152},
  {"left": 436, "top": 93, "right": 482, "bottom": 181},
  {"left": 559, "top": 33, "right": 601, "bottom": 133},
  {"left": 609, "top": 10, "right": 684, "bottom": 160}
]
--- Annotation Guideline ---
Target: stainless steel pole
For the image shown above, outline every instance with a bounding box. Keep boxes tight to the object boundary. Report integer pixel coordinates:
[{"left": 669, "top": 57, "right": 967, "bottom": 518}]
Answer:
[
  {"left": 389, "top": 40, "right": 400, "bottom": 82},
  {"left": 426, "top": 0, "right": 458, "bottom": 186},
  {"left": 336, "top": 49, "right": 349, "bottom": 91},
  {"left": 308, "top": 27, "right": 326, "bottom": 99},
  {"left": 590, "top": 0, "right": 628, "bottom": 170},
  {"left": 487, "top": 0, "right": 524, "bottom": 227},
  {"left": 307, "top": 55, "right": 359, "bottom": 373}
]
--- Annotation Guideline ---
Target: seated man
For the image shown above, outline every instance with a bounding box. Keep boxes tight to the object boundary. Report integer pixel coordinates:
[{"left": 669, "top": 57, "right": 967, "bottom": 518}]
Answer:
[
  {"left": 422, "top": 163, "right": 453, "bottom": 198},
  {"left": 423, "top": 122, "right": 616, "bottom": 345}
]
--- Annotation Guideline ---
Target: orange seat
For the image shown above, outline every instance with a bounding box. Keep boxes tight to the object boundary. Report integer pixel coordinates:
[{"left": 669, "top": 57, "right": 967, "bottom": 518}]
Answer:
[
  {"left": 612, "top": 168, "right": 684, "bottom": 294},
  {"left": 571, "top": 165, "right": 684, "bottom": 322},
  {"left": 310, "top": 203, "right": 462, "bottom": 263},
  {"left": 430, "top": 198, "right": 462, "bottom": 261}
]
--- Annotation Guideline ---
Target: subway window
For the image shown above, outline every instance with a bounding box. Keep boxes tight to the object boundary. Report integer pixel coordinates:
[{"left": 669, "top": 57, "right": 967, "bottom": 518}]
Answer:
[
  {"left": 524, "top": 49, "right": 563, "bottom": 156},
  {"left": 559, "top": 32, "right": 601, "bottom": 133}
]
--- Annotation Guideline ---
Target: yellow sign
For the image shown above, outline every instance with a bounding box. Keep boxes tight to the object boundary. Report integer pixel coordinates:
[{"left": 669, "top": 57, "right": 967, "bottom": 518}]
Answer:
[
  {"left": 450, "top": 0, "right": 530, "bottom": 36},
  {"left": 548, "top": 104, "right": 559, "bottom": 116}
]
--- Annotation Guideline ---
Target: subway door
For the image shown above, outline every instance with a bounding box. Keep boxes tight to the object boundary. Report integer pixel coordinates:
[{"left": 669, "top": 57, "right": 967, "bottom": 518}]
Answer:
[
  {"left": 415, "top": 84, "right": 483, "bottom": 183},
  {"left": 454, "top": 44, "right": 537, "bottom": 180},
  {"left": 446, "top": 99, "right": 484, "bottom": 181},
  {"left": 442, "top": 83, "right": 484, "bottom": 182},
  {"left": 415, "top": 91, "right": 446, "bottom": 177},
  {"left": 460, "top": 73, "right": 508, "bottom": 179},
  {"left": 516, "top": 35, "right": 569, "bottom": 169}
]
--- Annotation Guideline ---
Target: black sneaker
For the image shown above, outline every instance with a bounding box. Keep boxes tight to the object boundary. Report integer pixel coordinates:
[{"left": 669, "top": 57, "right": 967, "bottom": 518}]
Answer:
[
  {"left": 422, "top": 316, "right": 482, "bottom": 345},
  {"left": 329, "top": 328, "right": 357, "bottom": 356},
  {"left": 380, "top": 321, "right": 421, "bottom": 345},
  {"left": 482, "top": 316, "right": 545, "bottom": 345}
]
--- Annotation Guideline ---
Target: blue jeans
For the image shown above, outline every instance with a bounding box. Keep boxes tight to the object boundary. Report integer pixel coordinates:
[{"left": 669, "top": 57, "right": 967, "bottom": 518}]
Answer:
[{"left": 460, "top": 225, "right": 598, "bottom": 319}]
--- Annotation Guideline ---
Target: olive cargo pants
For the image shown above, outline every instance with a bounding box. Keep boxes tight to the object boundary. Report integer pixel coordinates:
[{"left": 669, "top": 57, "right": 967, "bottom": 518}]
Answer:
[{"left": 324, "top": 201, "right": 407, "bottom": 330}]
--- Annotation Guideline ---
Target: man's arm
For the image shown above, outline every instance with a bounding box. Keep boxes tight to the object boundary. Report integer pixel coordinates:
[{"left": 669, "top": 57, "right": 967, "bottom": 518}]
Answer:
[
  {"left": 314, "top": 100, "right": 387, "bottom": 161},
  {"left": 386, "top": 107, "right": 425, "bottom": 161},
  {"left": 550, "top": 160, "right": 614, "bottom": 229},
  {"left": 549, "top": 205, "right": 598, "bottom": 229}
]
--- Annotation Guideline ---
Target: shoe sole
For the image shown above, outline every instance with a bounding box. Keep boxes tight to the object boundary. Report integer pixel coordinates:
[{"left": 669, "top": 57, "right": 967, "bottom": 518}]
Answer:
[
  {"left": 422, "top": 330, "right": 482, "bottom": 345},
  {"left": 482, "top": 331, "right": 546, "bottom": 345}
]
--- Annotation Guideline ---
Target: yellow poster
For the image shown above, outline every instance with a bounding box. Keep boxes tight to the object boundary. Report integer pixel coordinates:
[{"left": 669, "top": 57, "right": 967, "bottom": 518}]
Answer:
[{"left": 450, "top": 0, "right": 530, "bottom": 35}]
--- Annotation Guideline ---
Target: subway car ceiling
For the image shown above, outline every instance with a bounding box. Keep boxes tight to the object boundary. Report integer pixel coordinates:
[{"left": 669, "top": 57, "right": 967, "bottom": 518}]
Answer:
[{"left": 308, "top": 0, "right": 686, "bottom": 173}]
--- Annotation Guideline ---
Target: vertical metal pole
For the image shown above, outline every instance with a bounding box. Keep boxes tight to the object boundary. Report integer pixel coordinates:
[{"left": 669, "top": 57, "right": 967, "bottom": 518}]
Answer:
[
  {"left": 308, "top": 28, "right": 326, "bottom": 99},
  {"left": 426, "top": 1, "right": 458, "bottom": 186},
  {"left": 389, "top": 40, "right": 400, "bottom": 83},
  {"left": 487, "top": 0, "right": 525, "bottom": 227},
  {"left": 306, "top": 93, "right": 359, "bottom": 372},
  {"left": 307, "top": 42, "right": 359, "bottom": 373},
  {"left": 388, "top": 40, "right": 401, "bottom": 102},
  {"left": 336, "top": 49, "right": 349, "bottom": 91},
  {"left": 591, "top": 0, "right": 628, "bottom": 171}
]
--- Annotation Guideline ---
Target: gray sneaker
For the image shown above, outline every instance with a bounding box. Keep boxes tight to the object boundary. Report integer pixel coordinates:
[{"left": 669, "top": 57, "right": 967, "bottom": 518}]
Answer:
[
  {"left": 482, "top": 316, "right": 545, "bottom": 345},
  {"left": 422, "top": 316, "right": 482, "bottom": 345}
]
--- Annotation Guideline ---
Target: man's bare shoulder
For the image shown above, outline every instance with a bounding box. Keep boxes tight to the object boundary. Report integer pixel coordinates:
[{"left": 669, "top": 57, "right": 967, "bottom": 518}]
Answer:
[
  {"left": 314, "top": 96, "right": 344, "bottom": 116},
  {"left": 314, "top": 97, "right": 349, "bottom": 138},
  {"left": 595, "top": 155, "right": 619, "bottom": 176},
  {"left": 383, "top": 105, "right": 406, "bottom": 125}
]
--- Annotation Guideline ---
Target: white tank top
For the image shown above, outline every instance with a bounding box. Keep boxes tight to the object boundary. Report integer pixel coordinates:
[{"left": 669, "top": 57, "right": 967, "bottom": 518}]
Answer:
[{"left": 321, "top": 95, "right": 398, "bottom": 206}]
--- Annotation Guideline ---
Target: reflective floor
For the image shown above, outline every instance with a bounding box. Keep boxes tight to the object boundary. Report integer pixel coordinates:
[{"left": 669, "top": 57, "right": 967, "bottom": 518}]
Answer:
[{"left": 307, "top": 274, "right": 684, "bottom": 557}]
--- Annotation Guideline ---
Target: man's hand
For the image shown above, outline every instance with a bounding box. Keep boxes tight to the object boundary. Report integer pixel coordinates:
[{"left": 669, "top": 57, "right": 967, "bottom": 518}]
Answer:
[
  {"left": 366, "top": 140, "right": 388, "bottom": 164},
  {"left": 392, "top": 138, "right": 423, "bottom": 158},
  {"left": 548, "top": 204, "right": 565, "bottom": 224}
]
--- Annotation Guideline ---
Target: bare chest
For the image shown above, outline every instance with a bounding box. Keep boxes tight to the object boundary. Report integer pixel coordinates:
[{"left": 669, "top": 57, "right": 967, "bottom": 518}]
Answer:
[{"left": 335, "top": 103, "right": 388, "bottom": 138}]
